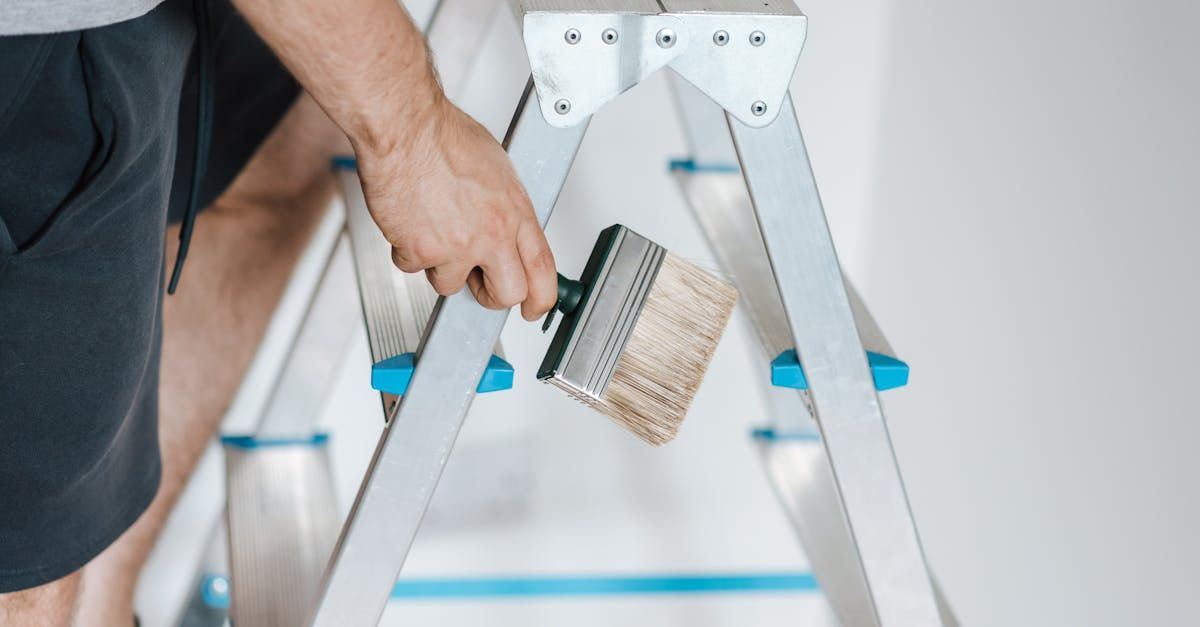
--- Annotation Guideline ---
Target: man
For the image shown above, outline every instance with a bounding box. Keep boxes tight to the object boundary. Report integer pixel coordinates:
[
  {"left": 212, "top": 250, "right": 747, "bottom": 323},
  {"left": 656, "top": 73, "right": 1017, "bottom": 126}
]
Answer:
[{"left": 0, "top": 0, "right": 557, "bottom": 623}]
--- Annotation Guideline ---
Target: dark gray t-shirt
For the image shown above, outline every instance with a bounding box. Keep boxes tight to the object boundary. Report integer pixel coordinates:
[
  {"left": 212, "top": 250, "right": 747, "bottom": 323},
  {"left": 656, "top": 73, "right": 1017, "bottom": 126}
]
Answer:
[{"left": 0, "top": 0, "right": 164, "bottom": 35}]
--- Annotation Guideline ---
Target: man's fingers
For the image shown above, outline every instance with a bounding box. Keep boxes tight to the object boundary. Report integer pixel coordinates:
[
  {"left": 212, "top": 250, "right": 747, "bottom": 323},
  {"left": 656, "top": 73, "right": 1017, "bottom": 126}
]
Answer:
[
  {"left": 516, "top": 219, "right": 557, "bottom": 321},
  {"left": 468, "top": 247, "right": 527, "bottom": 310},
  {"left": 425, "top": 262, "right": 473, "bottom": 296}
]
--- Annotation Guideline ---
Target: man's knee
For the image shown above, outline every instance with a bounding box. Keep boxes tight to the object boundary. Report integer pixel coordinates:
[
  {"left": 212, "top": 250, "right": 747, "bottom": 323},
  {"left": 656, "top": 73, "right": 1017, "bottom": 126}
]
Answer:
[{"left": 0, "top": 570, "right": 82, "bottom": 627}]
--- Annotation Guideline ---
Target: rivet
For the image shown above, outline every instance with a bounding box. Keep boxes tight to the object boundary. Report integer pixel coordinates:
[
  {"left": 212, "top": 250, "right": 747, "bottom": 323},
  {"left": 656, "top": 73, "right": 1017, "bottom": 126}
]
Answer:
[
  {"left": 656, "top": 28, "right": 676, "bottom": 48},
  {"left": 713, "top": 30, "right": 729, "bottom": 46},
  {"left": 750, "top": 30, "right": 766, "bottom": 46},
  {"left": 564, "top": 28, "right": 581, "bottom": 44},
  {"left": 555, "top": 99, "right": 572, "bottom": 114},
  {"left": 751, "top": 101, "right": 768, "bottom": 116},
  {"left": 602, "top": 28, "right": 619, "bottom": 44}
]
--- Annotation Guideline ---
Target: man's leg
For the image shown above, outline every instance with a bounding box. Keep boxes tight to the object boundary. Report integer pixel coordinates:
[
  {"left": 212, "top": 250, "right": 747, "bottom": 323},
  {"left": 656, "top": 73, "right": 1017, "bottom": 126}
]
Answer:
[
  {"left": 75, "top": 94, "right": 349, "bottom": 626},
  {"left": 0, "top": 573, "right": 81, "bottom": 627}
]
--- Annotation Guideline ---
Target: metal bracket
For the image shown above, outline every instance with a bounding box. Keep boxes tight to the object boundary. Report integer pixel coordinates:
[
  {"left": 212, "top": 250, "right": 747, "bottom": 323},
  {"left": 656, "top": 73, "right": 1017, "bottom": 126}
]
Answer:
[
  {"left": 518, "top": 0, "right": 807, "bottom": 128},
  {"left": 522, "top": 5, "right": 687, "bottom": 128}
]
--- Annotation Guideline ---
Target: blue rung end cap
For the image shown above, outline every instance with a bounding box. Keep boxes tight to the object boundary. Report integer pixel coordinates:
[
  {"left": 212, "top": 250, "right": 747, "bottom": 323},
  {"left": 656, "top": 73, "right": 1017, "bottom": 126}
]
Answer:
[
  {"left": 668, "top": 158, "right": 740, "bottom": 174},
  {"left": 219, "top": 433, "right": 329, "bottom": 449},
  {"left": 770, "top": 349, "right": 909, "bottom": 391},
  {"left": 478, "top": 354, "right": 515, "bottom": 393},
  {"left": 750, "top": 427, "right": 820, "bottom": 443},
  {"left": 331, "top": 155, "right": 358, "bottom": 171},
  {"left": 201, "top": 574, "right": 230, "bottom": 609},
  {"left": 371, "top": 353, "right": 513, "bottom": 395}
]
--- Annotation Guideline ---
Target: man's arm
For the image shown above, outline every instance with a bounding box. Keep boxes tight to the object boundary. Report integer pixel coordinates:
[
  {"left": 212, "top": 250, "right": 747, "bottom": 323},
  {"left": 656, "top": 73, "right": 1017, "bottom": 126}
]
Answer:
[{"left": 230, "top": 0, "right": 557, "bottom": 321}]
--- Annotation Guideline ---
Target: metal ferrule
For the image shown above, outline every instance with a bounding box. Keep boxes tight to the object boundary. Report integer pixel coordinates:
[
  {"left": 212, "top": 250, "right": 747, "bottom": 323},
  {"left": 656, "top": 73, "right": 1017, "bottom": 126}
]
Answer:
[{"left": 539, "top": 225, "right": 665, "bottom": 401}]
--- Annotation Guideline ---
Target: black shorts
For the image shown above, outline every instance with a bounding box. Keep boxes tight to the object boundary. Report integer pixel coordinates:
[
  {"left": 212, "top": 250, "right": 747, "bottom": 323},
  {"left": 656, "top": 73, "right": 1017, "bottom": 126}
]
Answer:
[{"left": 0, "top": 0, "right": 298, "bottom": 592}]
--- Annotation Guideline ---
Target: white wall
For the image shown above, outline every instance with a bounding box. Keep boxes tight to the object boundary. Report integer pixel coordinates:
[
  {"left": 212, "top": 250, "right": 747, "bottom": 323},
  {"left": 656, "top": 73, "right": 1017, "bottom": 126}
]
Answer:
[{"left": 863, "top": 2, "right": 1200, "bottom": 625}]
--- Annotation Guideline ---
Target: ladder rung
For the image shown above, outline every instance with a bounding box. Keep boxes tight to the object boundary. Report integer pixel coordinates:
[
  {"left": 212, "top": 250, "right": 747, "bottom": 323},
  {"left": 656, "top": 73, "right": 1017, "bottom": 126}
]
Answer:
[
  {"left": 223, "top": 435, "right": 339, "bottom": 627},
  {"left": 372, "top": 352, "right": 514, "bottom": 395},
  {"left": 770, "top": 349, "right": 909, "bottom": 392},
  {"left": 334, "top": 156, "right": 510, "bottom": 390}
]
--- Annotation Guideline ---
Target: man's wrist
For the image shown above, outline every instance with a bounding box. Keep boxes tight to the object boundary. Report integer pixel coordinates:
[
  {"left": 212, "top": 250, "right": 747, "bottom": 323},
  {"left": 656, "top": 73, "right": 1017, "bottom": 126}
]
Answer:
[{"left": 341, "top": 36, "right": 449, "bottom": 160}]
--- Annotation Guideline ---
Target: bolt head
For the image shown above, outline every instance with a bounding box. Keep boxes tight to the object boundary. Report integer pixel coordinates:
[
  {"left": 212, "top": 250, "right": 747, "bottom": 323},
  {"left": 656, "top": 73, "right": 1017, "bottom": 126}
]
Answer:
[
  {"left": 750, "top": 30, "right": 766, "bottom": 46},
  {"left": 554, "top": 99, "right": 571, "bottom": 114},
  {"left": 655, "top": 28, "right": 676, "bottom": 48},
  {"left": 564, "top": 28, "right": 581, "bottom": 44},
  {"left": 713, "top": 30, "right": 729, "bottom": 46}
]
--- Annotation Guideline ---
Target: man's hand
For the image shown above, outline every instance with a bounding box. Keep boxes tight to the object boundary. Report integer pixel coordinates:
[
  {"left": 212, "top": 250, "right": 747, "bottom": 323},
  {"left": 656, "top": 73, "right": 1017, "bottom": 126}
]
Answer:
[
  {"left": 356, "top": 98, "right": 557, "bottom": 321},
  {"left": 230, "top": 0, "right": 558, "bottom": 321}
]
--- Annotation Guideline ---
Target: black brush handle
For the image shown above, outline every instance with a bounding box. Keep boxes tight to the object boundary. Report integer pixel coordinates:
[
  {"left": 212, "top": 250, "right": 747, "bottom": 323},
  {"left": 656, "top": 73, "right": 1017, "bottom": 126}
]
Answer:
[
  {"left": 542, "top": 274, "right": 585, "bottom": 332},
  {"left": 556, "top": 274, "right": 585, "bottom": 315}
]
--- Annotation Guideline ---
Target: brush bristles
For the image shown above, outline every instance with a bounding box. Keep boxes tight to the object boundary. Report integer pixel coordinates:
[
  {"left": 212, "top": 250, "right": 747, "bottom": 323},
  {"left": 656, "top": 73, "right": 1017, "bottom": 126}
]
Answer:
[{"left": 592, "top": 254, "right": 737, "bottom": 445}]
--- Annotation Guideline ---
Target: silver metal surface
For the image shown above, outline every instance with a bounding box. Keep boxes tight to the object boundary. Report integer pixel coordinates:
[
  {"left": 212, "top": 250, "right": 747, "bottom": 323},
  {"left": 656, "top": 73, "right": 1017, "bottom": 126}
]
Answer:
[
  {"left": 762, "top": 438, "right": 877, "bottom": 627},
  {"left": 666, "top": 85, "right": 954, "bottom": 626},
  {"left": 521, "top": 4, "right": 685, "bottom": 127},
  {"left": 728, "top": 93, "right": 942, "bottom": 626},
  {"left": 226, "top": 444, "right": 340, "bottom": 627},
  {"left": 655, "top": 27, "right": 677, "bottom": 47},
  {"left": 338, "top": 169, "right": 438, "bottom": 366},
  {"left": 516, "top": 0, "right": 807, "bottom": 128},
  {"left": 257, "top": 235, "right": 359, "bottom": 437},
  {"left": 540, "top": 226, "right": 665, "bottom": 402},
  {"left": 307, "top": 80, "right": 589, "bottom": 627},
  {"left": 661, "top": 0, "right": 806, "bottom": 128},
  {"left": 425, "top": 0, "right": 503, "bottom": 100},
  {"left": 762, "top": 438, "right": 959, "bottom": 627}
]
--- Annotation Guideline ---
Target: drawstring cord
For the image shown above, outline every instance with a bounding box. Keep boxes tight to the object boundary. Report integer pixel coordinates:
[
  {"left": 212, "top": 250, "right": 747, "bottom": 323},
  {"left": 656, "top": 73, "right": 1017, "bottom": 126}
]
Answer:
[{"left": 168, "top": 0, "right": 214, "bottom": 294}]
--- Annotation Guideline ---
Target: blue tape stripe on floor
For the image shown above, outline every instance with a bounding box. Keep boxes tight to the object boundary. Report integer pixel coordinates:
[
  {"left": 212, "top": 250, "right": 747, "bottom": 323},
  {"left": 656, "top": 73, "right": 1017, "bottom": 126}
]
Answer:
[
  {"left": 219, "top": 433, "right": 329, "bottom": 449},
  {"left": 389, "top": 573, "right": 818, "bottom": 600}
]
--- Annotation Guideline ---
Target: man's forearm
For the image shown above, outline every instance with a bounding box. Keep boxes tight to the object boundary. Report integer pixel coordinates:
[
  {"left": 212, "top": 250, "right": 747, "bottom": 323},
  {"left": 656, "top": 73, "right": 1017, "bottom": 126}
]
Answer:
[{"left": 231, "top": 0, "right": 443, "bottom": 155}]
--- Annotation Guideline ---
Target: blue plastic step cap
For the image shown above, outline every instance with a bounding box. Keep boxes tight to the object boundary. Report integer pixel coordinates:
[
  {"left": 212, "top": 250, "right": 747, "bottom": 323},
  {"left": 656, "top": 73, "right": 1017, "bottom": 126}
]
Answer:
[
  {"left": 372, "top": 353, "right": 514, "bottom": 396},
  {"left": 331, "top": 155, "right": 357, "bottom": 171},
  {"left": 770, "top": 349, "right": 908, "bottom": 391},
  {"left": 667, "top": 158, "right": 740, "bottom": 174},
  {"left": 219, "top": 433, "right": 330, "bottom": 449}
]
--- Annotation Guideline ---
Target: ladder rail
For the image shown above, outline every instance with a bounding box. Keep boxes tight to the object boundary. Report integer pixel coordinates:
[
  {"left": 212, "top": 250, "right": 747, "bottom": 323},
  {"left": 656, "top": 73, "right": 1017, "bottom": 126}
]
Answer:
[
  {"left": 729, "top": 93, "right": 942, "bottom": 626},
  {"left": 307, "top": 80, "right": 589, "bottom": 627}
]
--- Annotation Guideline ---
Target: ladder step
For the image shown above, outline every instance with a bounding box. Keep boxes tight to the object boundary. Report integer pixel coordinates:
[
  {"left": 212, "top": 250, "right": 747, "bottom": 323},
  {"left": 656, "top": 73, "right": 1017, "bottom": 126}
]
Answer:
[
  {"left": 335, "top": 155, "right": 510, "bottom": 400},
  {"left": 223, "top": 435, "right": 339, "bottom": 627},
  {"left": 372, "top": 352, "right": 513, "bottom": 395},
  {"left": 770, "top": 349, "right": 909, "bottom": 391}
]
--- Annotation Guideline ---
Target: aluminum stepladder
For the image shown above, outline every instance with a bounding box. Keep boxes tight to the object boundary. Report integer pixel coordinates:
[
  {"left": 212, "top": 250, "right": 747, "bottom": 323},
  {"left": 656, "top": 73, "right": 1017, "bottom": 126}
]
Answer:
[
  {"left": 306, "top": 0, "right": 953, "bottom": 626},
  {"left": 172, "top": 0, "right": 959, "bottom": 624}
]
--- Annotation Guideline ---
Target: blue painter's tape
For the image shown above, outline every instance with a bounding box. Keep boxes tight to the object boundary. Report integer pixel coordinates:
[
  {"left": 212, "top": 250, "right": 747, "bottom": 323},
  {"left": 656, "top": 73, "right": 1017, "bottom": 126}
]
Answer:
[
  {"left": 371, "top": 353, "right": 514, "bottom": 395},
  {"left": 219, "top": 433, "right": 329, "bottom": 449},
  {"left": 389, "top": 573, "right": 818, "bottom": 600},
  {"left": 330, "top": 155, "right": 358, "bottom": 171},
  {"left": 770, "top": 349, "right": 909, "bottom": 391},
  {"left": 668, "top": 158, "right": 740, "bottom": 174},
  {"left": 751, "top": 427, "right": 821, "bottom": 443},
  {"left": 201, "top": 574, "right": 230, "bottom": 609}
]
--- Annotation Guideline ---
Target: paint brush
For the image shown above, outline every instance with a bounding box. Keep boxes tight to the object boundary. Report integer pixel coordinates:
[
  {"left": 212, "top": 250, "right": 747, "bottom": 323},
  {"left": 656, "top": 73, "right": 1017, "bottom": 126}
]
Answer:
[{"left": 539, "top": 224, "right": 737, "bottom": 445}]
